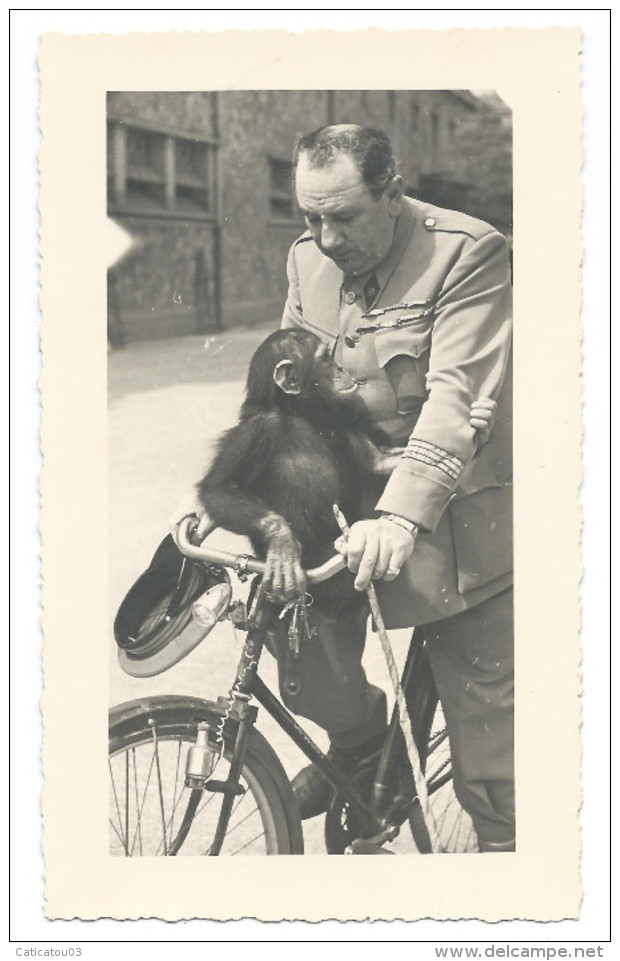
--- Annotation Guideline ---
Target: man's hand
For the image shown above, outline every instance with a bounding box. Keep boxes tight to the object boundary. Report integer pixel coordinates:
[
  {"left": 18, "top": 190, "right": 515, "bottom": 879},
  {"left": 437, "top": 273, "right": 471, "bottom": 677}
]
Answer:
[{"left": 335, "top": 517, "right": 416, "bottom": 592}]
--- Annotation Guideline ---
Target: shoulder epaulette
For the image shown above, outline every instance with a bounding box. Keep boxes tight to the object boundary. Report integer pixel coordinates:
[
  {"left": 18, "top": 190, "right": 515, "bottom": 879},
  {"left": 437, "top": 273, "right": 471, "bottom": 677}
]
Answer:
[
  {"left": 419, "top": 207, "right": 496, "bottom": 242},
  {"left": 406, "top": 197, "right": 497, "bottom": 242}
]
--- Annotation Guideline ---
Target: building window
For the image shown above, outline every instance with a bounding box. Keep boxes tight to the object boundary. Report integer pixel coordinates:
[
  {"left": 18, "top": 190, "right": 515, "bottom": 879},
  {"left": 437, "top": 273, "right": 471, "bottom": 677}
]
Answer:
[
  {"left": 125, "top": 127, "right": 166, "bottom": 210},
  {"left": 107, "top": 120, "right": 216, "bottom": 219},
  {"left": 269, "top": 157, "right": 296, "bottom": 221},
  {"left": 175, "top": 138, "right": 211, "bottom": 213},
  {"left": 411, "top": 101, "right": 420, "bottom": 131}
]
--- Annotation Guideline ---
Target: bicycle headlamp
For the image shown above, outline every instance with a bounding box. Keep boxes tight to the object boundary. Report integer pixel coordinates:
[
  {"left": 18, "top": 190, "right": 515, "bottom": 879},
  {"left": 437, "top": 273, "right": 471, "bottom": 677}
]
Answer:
[{"left": 114, "top": 534, "right": 231, "bottom": 678}]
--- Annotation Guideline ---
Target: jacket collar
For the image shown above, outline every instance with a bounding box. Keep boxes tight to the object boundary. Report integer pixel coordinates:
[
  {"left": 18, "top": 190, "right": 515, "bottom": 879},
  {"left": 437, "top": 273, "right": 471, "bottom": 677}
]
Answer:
[{"left": 343, "top": 198, "right": 417, "bottom": 310}]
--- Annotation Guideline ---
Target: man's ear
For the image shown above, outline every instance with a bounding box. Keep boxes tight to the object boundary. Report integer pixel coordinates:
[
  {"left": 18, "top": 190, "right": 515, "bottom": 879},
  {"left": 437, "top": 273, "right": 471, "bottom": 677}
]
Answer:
[
  {"left": 386, "top": 175, "right": 404, "bottom": 218},
  {"left": 273, "top": 359, "right": 301, "bottom": 395}
]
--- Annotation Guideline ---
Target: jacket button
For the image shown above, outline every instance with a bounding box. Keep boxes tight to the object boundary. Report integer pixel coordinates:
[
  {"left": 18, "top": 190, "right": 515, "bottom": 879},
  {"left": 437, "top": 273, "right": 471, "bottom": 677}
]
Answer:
[
  {"left": 344, "top": 291, "right": 357, "bottom": 305},
  {"left": 424, "top": 217, "right": 436, "bottom": 228}
]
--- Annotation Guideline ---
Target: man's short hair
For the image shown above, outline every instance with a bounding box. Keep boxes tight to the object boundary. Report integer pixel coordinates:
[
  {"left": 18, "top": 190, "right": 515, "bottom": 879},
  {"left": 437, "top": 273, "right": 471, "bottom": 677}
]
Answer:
[{"left": 293, "top": 124, "right": 396, "bottom": 198}]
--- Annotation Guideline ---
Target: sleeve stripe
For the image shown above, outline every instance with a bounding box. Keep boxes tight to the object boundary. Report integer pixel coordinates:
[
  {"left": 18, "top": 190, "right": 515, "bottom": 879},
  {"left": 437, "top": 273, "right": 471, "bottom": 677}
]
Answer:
[
  {"left": 401, "top": 452, "right": 462, "bottom": 482},
  {"left": 402, "top": 438, "right": 464, "bottom": 482}
]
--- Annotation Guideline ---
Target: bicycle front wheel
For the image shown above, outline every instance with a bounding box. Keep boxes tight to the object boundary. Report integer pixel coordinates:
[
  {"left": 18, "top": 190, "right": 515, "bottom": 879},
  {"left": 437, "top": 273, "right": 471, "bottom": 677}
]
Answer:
[{"left": 109, "top": 696, "right": 304, "bottom": 856}]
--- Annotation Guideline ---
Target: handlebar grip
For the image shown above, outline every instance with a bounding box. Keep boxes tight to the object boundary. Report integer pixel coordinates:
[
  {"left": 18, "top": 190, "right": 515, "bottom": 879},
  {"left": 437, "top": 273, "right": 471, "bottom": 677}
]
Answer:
[{"left": 176, "top": 517, "right": 346, "bottom": 584}]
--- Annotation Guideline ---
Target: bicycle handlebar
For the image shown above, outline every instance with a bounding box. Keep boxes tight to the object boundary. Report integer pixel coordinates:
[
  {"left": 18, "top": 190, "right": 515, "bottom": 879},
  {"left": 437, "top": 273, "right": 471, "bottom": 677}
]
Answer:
[{"left": 176, "top": 517, "right": 347, "bottom": 584}]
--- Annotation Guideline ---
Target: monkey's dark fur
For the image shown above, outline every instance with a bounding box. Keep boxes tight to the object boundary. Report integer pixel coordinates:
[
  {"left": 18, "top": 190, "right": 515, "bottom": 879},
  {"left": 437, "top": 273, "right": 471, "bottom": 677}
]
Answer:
[{"left": 197, "top": 328, "right": 389, "bottom": 615}]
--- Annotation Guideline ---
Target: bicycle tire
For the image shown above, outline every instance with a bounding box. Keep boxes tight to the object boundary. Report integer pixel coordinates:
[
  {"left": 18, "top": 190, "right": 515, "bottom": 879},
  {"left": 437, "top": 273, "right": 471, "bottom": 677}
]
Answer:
[
  {"left": 109, "top": 695, "right": 304, "bottom": 856},
  {"left": 406, "top": 646, "right": 479, "bottom": 854}
]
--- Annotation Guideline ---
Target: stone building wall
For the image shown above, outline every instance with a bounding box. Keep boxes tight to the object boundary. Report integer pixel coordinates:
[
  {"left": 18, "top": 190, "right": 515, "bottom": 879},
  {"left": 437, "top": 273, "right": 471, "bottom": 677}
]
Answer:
[
  {"left": 107, "top": 91, "right": 217, "bottom": 138},
  {"left": 107, "top": 89, "right": 511, "bottom": 343},
  {"left": 216, "top": 90, "right": 328, "bottom": 326}
]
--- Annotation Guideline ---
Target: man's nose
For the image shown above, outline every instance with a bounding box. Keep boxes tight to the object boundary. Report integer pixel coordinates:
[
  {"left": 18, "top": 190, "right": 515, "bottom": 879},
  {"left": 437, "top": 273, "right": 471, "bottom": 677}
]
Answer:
[{"left": 320, "top": 220, "right": 343, "bottom": 251}]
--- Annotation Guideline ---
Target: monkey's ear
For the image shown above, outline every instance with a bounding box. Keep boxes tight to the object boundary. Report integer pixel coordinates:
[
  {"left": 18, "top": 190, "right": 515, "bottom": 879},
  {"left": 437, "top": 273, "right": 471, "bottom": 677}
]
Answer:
[{"left": 273, "top": 359, "right": 301, "bottom": 395}]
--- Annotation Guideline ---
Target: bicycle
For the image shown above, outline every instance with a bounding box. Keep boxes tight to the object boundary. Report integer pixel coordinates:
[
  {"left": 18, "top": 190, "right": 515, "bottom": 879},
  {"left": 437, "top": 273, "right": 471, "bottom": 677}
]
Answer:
[{"left": 109, "top": 517, "right": 478, "bottom": 857}]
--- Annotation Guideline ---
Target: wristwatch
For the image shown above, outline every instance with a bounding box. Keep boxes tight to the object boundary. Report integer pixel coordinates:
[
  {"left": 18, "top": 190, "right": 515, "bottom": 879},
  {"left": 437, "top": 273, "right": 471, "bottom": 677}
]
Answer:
[{"left": 380, "top": 512, "right": 419, "bottom": 538}]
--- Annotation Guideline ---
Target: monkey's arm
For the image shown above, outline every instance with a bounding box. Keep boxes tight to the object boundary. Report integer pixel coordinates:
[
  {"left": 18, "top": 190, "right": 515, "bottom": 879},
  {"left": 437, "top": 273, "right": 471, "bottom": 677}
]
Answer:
[
  {"left": 358, "top": 397, "right": 497, "bottom": 477},
  {"left": 197, "top": 417, "right": 306, "bottom": 601}
]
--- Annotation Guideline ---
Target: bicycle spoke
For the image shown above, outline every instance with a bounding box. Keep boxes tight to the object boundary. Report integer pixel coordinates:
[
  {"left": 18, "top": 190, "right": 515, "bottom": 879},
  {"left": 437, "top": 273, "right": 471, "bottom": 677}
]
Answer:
[
  {"left": 195, "top": 790, "right": 219, "bottom": 818},
  {"left": 155, "top": 788, "right": 201, "bottom": 857},
  {"left": 223, "top": 802, "right": 260, "bottom": 839},
  {"left": 110, "top": 713, "right": 290, "bottom": 856},
  {"left": 131, "top": 748, "right": 143, "bottom": 856},
  {"left": 158, "top": 751, "right": 199, "bottom": 855},
  {"left": 124, "top": 750, "right": 130, "bottom": 856},
  {"left": 427, "top": 757, "right": 451, "bottom": 793},
  {"left": 229, "top": 829, "right": 266, "bottom": 856},
  {"left": 108, "top": 759, "right": 127, "bottom": 856},
  {"left": 198, "top": 790, "right": 257, "bottom": 855},
  {"left": 444, "top": 804, "right": 466, "bottom": 850},
  {"left": 129, "top": 750, "right": 156, "bottom": 856},
  {"left": 435, "top": 789, "right": 462, "bottom": 829},
  {"left": 168, "top": 740, "right": 183, "bottom": 842},
  {"left": 109, "top": 816, "right": 126, "bottom": 849},
  {"left": 405, "top": 688, "right": 480, "bottom": 854},
  {"left": 427, "top": 728, "right": 449, "bottom": 752},
  {"left": 150, "top": 723, "right": 168, "bottom": 855}
]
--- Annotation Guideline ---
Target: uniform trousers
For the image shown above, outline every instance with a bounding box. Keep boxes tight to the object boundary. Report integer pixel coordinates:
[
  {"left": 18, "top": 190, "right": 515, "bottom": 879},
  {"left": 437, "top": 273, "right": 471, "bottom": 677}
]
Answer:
[{"left": 269, "top": 586, "right": 514, "bottom": 849}]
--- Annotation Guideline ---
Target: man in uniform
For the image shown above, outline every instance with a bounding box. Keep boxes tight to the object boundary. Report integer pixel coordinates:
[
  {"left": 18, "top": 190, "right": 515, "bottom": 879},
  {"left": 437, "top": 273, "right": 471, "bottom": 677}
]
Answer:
[{"left": 281, "top": 124, "right": 514, "bottom": 853}]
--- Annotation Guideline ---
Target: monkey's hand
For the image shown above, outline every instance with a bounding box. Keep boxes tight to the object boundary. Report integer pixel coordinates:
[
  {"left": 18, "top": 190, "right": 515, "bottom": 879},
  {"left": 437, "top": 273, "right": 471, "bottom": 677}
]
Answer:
[
  {"left": 335, "top": 516, "right": 416, "bottom": 592},
  {"left": 259, "top": 514, "right": 307, "bottom": 602},
  {"left": 169, "top": 491, "right": 213, "bottom": 546},
  {"left": 368, "top": 395, "right": 495, "bottom": 476},
  {"left": 470, "top": 397, "right": 497, "bottom": 445},
  {"left": 373, "top": 446, "right": 406, "bottom": 474}
]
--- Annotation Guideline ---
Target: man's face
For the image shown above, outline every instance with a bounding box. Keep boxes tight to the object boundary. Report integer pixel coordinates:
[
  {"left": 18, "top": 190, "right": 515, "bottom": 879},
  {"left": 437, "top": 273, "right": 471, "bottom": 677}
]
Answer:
[{"left": 295, "top": 152, "right": 403, "bottom": 276}]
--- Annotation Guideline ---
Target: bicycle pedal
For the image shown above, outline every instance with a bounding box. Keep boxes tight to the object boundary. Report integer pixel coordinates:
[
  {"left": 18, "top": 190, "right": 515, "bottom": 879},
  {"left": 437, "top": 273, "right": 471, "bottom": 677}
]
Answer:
[
  {"left": 345, "top": 838, "right": 395, "bottom": 855},
  {"left": 205, "top": 779, "right": 246, "bottom": 797}
]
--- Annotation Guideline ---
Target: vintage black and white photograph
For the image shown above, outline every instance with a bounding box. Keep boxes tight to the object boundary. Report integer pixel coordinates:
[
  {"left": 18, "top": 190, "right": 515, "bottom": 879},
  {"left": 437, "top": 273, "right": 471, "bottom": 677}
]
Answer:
[
  {"left": 37, "top": 25, "right": 585, "bottom": 924},
  {"left": 107, "top": 89, "right": 514, "bottom": 860}
]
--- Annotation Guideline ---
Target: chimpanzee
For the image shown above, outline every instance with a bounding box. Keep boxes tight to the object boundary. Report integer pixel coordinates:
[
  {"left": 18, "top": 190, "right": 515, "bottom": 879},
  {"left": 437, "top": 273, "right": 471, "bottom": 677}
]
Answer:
[
  {"left": 197, "top": 327, "right": 393, "bottom": 618},
  {"left": 196, "top": 327, "right": 495, "bottom": 739}
]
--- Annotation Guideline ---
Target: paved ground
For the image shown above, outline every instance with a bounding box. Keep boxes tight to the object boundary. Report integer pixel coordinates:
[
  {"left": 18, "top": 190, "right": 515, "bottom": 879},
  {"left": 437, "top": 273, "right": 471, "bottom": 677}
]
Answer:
[{"left": 108, "top": 325, "right": 413, "bottom": 855}]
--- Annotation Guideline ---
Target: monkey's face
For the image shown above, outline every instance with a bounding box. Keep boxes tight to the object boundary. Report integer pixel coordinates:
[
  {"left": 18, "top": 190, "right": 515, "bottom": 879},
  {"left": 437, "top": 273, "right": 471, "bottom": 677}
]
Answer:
[{"left": 306, "top": 339, "right": 358, "bottom": 398}]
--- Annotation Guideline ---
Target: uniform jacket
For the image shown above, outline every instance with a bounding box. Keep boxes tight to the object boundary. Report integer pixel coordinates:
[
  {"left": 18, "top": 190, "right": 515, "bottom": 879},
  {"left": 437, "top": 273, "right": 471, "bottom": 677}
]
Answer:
[{"left": 282, "top": 196, "right": 513, "bottom": 628}]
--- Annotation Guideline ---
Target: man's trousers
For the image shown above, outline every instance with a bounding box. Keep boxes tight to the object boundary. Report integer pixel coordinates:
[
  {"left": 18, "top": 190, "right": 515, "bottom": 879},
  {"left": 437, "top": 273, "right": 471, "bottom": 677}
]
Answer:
[{"left": 269, "top": 586, "right": 514, "bottom": 849}]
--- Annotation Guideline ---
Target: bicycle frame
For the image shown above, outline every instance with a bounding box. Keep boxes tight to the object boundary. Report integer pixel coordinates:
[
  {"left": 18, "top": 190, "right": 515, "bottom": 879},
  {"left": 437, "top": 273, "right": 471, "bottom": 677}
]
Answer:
[
  {"left": 174, "top": 517, "right": 432, "bottom": 853},
  {"left": 207, "top": 583, "right": 430, "bottom": 852}
]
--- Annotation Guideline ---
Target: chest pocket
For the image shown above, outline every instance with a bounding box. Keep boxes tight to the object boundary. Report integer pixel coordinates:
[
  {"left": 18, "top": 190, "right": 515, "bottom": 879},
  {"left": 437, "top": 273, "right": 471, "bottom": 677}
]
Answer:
[{"left": 374, "top": 323, "right": 432, "bottom": 416}]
